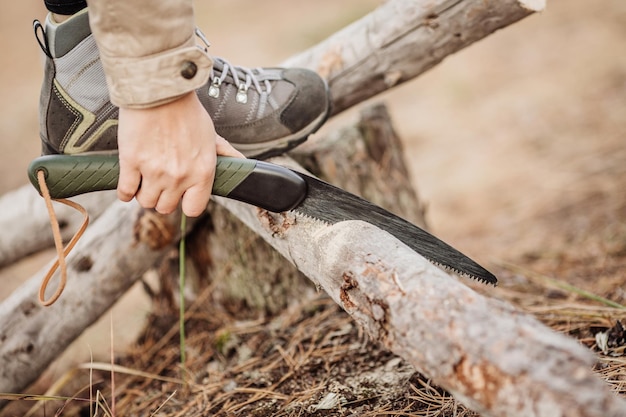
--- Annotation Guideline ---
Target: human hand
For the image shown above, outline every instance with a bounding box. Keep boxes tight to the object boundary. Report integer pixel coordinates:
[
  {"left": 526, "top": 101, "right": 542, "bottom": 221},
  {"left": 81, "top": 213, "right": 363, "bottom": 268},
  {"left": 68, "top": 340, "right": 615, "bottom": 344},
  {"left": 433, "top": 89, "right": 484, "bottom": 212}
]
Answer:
[{"left": 116, "top": 91, "right": 244, "bottom": 217}]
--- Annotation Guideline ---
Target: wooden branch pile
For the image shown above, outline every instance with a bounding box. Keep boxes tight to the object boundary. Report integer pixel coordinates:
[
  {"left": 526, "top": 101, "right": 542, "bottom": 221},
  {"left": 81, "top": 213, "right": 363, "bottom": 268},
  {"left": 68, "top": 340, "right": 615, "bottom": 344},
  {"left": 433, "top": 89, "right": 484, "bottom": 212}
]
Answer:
[{"left": 3, "top": 1, "right": 625, "bottom": 416}]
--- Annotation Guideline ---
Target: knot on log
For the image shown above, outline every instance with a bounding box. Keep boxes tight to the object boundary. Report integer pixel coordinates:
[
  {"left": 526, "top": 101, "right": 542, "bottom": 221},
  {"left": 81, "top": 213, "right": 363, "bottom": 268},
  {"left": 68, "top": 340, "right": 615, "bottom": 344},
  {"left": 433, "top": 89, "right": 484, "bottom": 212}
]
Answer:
[
  {"left": 133, "top": 210, "right": 178, "bottom": 250},
  {"left": 452, "top": 356, "right": 508, "bottom": 411},
  {"left": 316, "top": 44, "right": 344, "bottom": 80}
]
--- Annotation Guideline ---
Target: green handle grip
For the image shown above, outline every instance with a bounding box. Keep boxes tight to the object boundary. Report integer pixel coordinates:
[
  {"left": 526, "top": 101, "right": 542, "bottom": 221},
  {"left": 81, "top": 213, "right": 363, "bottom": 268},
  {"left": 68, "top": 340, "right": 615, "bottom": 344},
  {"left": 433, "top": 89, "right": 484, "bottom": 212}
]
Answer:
[{"left": 28, "top": 154, "right": 307, "bottom": 213}]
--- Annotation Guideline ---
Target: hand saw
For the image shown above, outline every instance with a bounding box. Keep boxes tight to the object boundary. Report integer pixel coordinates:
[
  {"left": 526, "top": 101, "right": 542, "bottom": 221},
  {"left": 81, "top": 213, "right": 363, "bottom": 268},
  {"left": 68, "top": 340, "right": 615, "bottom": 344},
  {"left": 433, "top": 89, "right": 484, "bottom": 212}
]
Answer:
[{"left": 28, "top": 154, "right": 497, "bottom": 285}]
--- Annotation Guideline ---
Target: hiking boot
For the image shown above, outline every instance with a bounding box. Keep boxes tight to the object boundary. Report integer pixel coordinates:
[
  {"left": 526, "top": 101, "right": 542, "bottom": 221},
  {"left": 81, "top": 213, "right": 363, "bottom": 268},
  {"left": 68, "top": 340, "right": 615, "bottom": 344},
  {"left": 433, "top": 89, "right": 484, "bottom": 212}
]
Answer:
[{"left": 34, "top": 10, "right": 330, "bottom": 159}]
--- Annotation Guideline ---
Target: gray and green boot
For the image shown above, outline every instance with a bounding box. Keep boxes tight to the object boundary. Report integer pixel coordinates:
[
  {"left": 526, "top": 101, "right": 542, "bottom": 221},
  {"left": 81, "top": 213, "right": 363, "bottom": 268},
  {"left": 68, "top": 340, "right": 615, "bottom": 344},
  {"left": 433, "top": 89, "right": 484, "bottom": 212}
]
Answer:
[{"left": 34, "top": 9, "right": 330, "bottom": 159}]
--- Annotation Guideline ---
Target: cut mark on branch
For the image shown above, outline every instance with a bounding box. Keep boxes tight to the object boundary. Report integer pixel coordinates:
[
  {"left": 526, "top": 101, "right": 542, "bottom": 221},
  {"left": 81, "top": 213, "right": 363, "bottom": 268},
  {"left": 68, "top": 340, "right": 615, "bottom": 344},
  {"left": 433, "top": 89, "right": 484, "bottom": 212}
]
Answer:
[
  {"left": 384, "top": 70, "right": 403, "bottom": 87},
  {"left": 256, "top": 208, "right": 296, "bottom": 238},
  {"left": 340, "top": 272, "right": 359, "bottom": 309}
]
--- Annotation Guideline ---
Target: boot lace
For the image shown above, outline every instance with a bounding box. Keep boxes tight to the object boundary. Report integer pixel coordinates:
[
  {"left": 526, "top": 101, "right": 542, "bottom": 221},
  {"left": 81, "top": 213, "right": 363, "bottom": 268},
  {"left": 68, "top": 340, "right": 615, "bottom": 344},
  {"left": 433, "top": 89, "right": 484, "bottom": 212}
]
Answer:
[
  {"left": 209, "top": 58, "right": 273, "bottom": 104},
  {"left": 195, "top": 28, "right": 272, "bottom": 104}
]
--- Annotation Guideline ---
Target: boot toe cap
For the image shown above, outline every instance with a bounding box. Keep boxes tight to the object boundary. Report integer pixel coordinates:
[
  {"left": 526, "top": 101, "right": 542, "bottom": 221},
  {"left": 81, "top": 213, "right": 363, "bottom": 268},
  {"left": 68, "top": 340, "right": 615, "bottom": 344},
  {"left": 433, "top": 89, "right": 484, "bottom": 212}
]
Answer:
[{"left": 280, "top": 68, "right": 330, "bottom": 133}]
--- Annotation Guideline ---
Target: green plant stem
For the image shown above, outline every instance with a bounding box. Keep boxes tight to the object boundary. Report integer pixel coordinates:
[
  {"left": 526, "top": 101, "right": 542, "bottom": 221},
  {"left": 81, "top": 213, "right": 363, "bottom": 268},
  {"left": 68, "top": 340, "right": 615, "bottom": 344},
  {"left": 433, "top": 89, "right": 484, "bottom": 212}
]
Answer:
[{"left": 179, "top": 214, "right": 187, "bottom": 368}]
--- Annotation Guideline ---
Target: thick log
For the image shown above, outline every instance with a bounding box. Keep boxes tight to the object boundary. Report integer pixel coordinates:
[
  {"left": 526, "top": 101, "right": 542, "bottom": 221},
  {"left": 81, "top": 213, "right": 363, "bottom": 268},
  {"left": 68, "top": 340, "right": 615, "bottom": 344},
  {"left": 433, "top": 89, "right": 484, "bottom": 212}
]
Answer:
[
  {"left": 214, "top": 194, "right": 626, "bottom": 417},
  {"left": 180, "top": 103, "right": 425, "bottom": 316},
  {"left": 283, "top": 0, "right": 546, "bottom": 116},
  {"left": 0, "top": 202, "right": 194, "bottom": 404},
  {"left": 0, "top": 187, "right": 116, "bottom": 268},
  {"left": 294, "top": 103, "right": 427, "bottom": 229}
]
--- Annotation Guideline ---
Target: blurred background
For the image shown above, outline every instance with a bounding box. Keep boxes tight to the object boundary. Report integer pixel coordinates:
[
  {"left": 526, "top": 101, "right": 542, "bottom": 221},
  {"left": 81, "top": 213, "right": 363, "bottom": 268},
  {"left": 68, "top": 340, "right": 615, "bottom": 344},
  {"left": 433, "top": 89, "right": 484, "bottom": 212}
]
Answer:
[{"left": 0, "top": 0, "right": 624, "bottom": 381}]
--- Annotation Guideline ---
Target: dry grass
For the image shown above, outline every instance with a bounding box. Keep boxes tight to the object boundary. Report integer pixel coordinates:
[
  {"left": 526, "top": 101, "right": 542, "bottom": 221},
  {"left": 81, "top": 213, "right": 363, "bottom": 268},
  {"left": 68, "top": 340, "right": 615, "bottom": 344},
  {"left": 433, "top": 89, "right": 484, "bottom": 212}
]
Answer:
[{"left": 6, "top": 252, "right": 624, "bottom": 417}]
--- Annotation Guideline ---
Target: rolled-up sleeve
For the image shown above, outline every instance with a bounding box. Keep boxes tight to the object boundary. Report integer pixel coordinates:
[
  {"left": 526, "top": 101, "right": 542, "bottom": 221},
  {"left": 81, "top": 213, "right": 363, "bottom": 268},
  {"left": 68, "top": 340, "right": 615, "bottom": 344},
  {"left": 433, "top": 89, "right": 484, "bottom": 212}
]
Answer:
[{"left": 87, "top": 0, "right": 212, "bottom": 108}]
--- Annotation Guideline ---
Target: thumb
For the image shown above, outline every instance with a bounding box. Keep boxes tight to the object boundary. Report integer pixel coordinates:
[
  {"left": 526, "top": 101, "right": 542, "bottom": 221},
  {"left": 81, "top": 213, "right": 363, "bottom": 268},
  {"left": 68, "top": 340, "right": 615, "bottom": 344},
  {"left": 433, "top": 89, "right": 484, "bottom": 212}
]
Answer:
[{"left": 215, "top": 135, "right": 245, "bottom": 159}]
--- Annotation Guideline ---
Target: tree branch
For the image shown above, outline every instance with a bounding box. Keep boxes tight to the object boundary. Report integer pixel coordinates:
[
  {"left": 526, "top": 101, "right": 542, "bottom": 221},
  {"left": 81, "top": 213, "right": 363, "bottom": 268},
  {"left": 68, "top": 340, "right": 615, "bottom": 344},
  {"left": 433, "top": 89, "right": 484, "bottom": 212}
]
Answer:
[
  {"left": 0, "top": 188, "right": 116, "bottom": 267},
  {"left": 214, "top": 189, "right": 626, "bottom": 417},
  {"left": 283, "top": 0, "right": 545, "bottom": 116}
]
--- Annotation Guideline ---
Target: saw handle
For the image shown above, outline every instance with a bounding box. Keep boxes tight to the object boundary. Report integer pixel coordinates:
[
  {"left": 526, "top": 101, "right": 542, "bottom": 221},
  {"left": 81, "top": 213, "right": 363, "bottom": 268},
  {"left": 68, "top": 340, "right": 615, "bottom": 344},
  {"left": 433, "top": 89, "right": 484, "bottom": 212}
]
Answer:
[{"left": 28, "top": 154, "right": 306, "bottom": 213}]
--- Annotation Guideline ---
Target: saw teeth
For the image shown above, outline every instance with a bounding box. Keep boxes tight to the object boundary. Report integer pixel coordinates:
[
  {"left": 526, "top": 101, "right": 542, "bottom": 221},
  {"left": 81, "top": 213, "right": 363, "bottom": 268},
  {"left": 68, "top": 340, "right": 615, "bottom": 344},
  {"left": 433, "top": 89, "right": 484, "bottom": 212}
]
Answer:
[
  {"left": 291, "top": 209, "right": 332, "bottom": 226},
  {"left": 292, "top": 209, "right": 497, "bottom": 286},
  {"left": 428, "top": 259, "right": 496, "bottom": 286}
]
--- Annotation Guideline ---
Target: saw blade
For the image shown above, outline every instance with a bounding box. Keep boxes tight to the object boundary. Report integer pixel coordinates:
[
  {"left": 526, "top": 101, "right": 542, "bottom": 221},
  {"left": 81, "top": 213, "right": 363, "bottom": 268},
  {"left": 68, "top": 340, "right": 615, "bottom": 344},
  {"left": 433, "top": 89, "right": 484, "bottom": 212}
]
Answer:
[{"left": 292, "top": 173, "right": 497, "bottom": 285}]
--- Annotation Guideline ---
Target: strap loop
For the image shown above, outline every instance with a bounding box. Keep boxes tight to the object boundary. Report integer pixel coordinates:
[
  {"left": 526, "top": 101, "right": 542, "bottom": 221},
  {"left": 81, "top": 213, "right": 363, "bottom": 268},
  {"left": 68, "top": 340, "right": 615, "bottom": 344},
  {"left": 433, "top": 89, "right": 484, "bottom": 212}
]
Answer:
[
  {"left": 33, "top": 19, "right": 53, "bottom": 59},
  {"left": 37, "top": 169, "right": 89, "bottom": 306}
]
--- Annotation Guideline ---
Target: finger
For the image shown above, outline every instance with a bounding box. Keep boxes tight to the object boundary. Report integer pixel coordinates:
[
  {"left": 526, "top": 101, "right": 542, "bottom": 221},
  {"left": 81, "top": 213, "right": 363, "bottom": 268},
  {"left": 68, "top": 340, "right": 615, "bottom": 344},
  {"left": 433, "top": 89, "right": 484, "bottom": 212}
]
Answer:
[
  {"left": 117, "top": 163, "right": 142, "bottom": 202},
  {"left": 134, "top": 181, "right": 162, "bottom": 210},
  {"left": 215, "top": 135, "right": 245, "bottom": 158},
  {"left": 154, "top": 189, "right": 185, "bottom": 215},
  {"left": 180, "top": 183, "right": 212, "bottom": 217}
]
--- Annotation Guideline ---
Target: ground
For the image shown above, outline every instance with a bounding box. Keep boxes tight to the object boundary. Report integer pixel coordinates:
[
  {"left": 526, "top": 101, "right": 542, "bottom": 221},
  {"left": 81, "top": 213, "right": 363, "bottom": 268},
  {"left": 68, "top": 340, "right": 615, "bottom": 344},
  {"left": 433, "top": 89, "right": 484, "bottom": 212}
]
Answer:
[{"left": 0, "top": 0, "right": 625, "bottom": 416}]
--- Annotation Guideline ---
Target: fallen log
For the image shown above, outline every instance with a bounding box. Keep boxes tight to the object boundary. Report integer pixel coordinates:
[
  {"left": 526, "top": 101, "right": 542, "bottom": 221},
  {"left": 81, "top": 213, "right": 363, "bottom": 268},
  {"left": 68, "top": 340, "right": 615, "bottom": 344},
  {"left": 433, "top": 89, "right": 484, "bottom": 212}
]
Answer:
[
  {"left": 0, "top": 187, "right": 116, "bottom": 268},
  {"left": 0, "top": 201, "right": 196, "bottom": 401},
  {"left": 214, "top": 196, "right": 626, "bottom": 417},
  {"left": 284, "top": 0, "right": 546, "bottom": 116}
]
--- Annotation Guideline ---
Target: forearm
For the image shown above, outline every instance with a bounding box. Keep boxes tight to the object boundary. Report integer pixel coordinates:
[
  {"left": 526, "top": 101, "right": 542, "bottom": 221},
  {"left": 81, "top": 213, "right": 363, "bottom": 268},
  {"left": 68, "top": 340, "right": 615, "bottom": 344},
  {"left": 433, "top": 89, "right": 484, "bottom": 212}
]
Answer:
[{"left": 86, "top": 0, "right": 212, "bottom": 108}]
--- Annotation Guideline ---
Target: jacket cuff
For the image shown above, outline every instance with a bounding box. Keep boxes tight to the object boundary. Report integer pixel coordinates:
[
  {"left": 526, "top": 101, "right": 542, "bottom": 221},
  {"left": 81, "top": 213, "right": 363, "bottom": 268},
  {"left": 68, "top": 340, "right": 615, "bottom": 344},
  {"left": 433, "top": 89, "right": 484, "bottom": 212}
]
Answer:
[{"left": 102, "top": 35, "right": 213, "bottom": 109}]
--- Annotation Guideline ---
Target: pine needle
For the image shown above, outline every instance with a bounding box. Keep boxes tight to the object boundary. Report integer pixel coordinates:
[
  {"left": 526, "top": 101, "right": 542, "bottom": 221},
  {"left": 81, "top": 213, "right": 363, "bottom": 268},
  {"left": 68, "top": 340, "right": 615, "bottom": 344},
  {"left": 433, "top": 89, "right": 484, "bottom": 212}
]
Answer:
[
  {"left": 110, "top": 312, "right": 116, "bottom": 416},
  {"left": 150, "top": 390, "right": 177, "bottom": 417},
  {"left": 0, "top": 393, "right": 85, "bottom": 402},
  {"left": 77, "top": 362, "right": 185, "bottom": 385},
  {"left": 498, "top": 261, "right": 626, "bottom": 310}
]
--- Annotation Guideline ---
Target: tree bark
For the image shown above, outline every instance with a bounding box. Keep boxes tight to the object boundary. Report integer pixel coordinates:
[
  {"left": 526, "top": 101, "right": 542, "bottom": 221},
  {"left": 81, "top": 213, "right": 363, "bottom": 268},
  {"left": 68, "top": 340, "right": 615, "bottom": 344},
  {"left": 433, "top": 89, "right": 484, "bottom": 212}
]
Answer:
[
  {"left": 0, "top": 203, "right": 195, "bottom": 403},
  {"left": 0, "top": 188, "right": 116, "bottom": 268},
  {"left": 283, "top": 0, "right": 546, "bottom": 116},
  {"left": 206, "top": 208, "right": 625, "bottom": 417}
]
